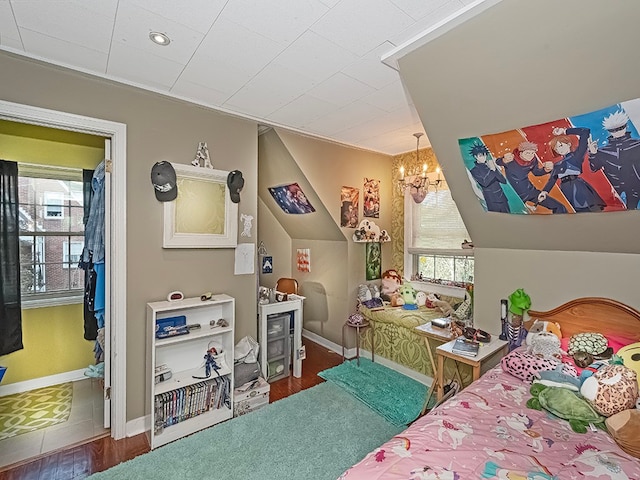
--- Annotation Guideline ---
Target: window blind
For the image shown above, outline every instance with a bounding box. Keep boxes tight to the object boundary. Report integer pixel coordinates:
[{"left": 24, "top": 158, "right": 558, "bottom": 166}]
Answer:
[{"left": 409, "top": 186, "right": 470, "bottom": 250}]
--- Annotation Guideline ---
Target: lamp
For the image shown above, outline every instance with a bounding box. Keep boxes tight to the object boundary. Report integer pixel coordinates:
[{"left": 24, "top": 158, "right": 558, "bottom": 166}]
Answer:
[{"left": 397, "top": 133, "right": 443, "bottom": 203}]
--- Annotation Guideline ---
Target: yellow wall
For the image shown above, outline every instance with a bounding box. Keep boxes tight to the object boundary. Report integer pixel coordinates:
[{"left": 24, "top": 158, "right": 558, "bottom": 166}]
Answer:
[
  {"left": 0, "top": 305, "right": 96, "bottom": 384},
  {"left": 0, "top": 120, "right": 104, "bottom": 385}
]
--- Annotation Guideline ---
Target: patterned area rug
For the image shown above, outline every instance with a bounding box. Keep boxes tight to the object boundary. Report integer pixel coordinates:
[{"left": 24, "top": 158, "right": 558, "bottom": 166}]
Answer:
[{"left": 0, "top": 383, "right": 73, "bottom": 440}]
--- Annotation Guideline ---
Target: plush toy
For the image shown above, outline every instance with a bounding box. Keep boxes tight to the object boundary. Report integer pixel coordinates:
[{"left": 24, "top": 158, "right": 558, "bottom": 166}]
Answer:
[
  {"left": 380, "top": 269, "right": 402, "bottom": 301},
  {"left": 424, "top": 293, "right": 455, "bottom": 316},
  {"left": 617, "top": 342, "right": 640, "bottom": 390},
  {"left": 527, "top": 383, "right": 606, "bottom": 433},
  {"left": 527, "top": 331, "right": 565, "bottom": 360},
  {"left": 398, "top": 283, "right": 418, "bottom": 310},
  {"left": 415, "top": 291, "right": 427, "bottom": 307},
  {"left": 567, "top": 332, "right": 611, "bottom": 358},
  {"left": 605, "top": 409, "right": 640, "bottom": 458},
  {"left": 526, "top": 319, "right": 562, "bottom": 346},
  {"left": 533, "top": 363, "right": 581, "bottom": 392},
  {"left": 581, "top": 364, "right": 638, "bottom": 417}
]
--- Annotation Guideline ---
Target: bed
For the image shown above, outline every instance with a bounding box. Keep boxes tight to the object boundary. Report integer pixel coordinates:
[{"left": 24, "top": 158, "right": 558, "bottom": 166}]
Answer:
[{"left": 340, "top": 297, "right": 640, "bottom": 479}]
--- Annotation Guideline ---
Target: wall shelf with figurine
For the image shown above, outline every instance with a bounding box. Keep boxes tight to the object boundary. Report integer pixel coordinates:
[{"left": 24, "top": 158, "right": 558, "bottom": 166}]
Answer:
[{"left": 352, "top": 219, "right": 391, "bottom": 243}]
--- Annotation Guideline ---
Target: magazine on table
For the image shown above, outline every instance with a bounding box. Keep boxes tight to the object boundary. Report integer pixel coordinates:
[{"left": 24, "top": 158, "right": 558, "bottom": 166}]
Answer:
[{"left": 452, "top": 338, "right": 480, "bottom": 357}]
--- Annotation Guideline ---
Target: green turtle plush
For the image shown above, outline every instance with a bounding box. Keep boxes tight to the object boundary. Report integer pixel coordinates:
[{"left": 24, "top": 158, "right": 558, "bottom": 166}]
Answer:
[{"left": 526, "top": 383, "right": 606, "bottom": 434}]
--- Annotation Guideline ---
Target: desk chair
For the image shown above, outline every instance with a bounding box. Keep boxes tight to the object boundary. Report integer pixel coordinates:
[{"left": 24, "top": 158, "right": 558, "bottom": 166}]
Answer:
[{"left": 276, "top": 277, "right": 298, "bottom": 295}]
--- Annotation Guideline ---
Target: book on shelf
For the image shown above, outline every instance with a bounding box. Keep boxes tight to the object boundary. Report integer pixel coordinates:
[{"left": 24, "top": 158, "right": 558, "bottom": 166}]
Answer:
[{"left": 452, "top": 338, "right": 480, "bottom": 357}]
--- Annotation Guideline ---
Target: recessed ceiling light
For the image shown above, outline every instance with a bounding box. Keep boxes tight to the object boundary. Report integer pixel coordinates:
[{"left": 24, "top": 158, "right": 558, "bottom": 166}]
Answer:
[{"left": 149, "top": 32, "right": 170, "bottom": 46}]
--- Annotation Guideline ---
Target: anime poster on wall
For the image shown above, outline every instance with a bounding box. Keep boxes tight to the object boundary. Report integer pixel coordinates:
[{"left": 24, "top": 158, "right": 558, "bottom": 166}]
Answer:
[
  {"left": 340, "top": 186, "right": 359, "bottom": 227},
  {"left": 459, "top": 99, "right": 640, "bottom": 214},
  {"left": 365, "top": 242, "right": 381, "bottom": 281},
  {"left": 268, "top": 183, "right": 315, "bottom": 214},
  {"left": 363, "top": 178, "right": 380, "bottom": 218}
]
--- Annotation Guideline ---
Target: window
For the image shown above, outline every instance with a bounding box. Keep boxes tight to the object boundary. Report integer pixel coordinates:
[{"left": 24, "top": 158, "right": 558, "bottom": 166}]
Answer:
[
  {"left": 405, "top": 181, "right": 473, "bottom": 283},
  {"left": 43, "top": 191, "right": 64, "bottom": 219},
  {"left": 18, "top": 165, "right": 85, "bottom": 304}
]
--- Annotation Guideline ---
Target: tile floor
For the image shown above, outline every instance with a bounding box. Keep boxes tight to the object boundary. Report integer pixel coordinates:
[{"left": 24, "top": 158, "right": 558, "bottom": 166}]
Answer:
[{"left": 0, "top": 378, "right": 109, "bottom": 468}]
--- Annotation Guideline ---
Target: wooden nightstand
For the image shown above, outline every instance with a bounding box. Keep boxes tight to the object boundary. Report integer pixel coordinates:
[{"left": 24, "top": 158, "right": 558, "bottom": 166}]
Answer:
[{"left": 435, "top": 336, "right": 508, "bottom": 401}]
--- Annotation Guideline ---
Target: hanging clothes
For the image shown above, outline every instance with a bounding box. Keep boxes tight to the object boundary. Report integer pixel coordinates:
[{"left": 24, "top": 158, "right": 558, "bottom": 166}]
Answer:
[
  {"left": 80, "top": 160, "right": 105, "bottom": 341},
  {"left": 0, "top": 160, "right": 23, "bottom": 356}
]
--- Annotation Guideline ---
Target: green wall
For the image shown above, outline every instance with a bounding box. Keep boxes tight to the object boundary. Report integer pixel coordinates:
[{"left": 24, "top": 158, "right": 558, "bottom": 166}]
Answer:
[{"left": 0, "top": 120, "right": 104, "bottom": 385}]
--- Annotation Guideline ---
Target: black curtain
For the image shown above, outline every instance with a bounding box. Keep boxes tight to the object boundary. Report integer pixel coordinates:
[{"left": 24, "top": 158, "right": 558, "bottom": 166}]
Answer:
[
  {"left": 0, "top": 160, "right": 23, "bottom": 356},
  {"left": 82, "top": 168, "right": 98, "bottom": 340}
]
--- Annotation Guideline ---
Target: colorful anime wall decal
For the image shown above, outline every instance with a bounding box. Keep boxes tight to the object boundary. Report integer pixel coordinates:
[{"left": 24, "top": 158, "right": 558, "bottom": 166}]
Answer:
[{"left": 459, "top": 100, "right": 640, "bottom": 214}]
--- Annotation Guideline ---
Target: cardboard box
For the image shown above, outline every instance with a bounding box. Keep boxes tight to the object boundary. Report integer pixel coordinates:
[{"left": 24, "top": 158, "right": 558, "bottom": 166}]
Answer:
[{"left": 233, "top": 377, "right": 270, "bottom": 417}]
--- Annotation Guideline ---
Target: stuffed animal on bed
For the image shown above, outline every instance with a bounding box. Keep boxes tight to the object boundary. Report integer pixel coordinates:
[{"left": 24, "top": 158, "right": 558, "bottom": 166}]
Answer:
[
  {"left": 525, "top": 319, "right": 562, "bottom": 345},
  {"left": 617, "top": 342, "right": 640, "bottom": 390},
  {"left": 581, "top": 363, "right": 639, "bottom": 417},
  {"left": 606, "top": 409, "right": 640, "bottom": 458},
  {"left": 526, "top": 331, "right": 565, "bottom": 360}
]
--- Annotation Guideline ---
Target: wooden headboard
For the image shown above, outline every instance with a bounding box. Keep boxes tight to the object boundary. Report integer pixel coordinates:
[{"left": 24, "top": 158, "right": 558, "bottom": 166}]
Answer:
[{"left": 525, "top": 297, "right": 640, "bottom": 341}]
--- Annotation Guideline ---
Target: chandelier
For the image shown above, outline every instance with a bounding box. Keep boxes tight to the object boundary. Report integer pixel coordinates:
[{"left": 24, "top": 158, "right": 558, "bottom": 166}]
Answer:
[{"left": 397, "top": 132, "right": 443, "bottom": 203}]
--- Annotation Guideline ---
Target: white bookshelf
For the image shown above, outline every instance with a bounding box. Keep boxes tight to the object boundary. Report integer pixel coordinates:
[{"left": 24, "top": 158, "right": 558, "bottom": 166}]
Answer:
[{"left": 146, "top": 294, "right": 235, "bottom": 449}]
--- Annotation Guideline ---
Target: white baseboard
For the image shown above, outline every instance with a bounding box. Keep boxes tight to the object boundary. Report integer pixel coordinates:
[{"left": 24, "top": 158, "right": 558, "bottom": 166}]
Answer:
[
  {"left": 126, "top": 415, "right": 148, "bottom": 438},
  {"left": 302, "top": 329, "right": 433, "bottom": 387},
  {"left": 0, "top": 369, "right": 87, "bottom": 396}
]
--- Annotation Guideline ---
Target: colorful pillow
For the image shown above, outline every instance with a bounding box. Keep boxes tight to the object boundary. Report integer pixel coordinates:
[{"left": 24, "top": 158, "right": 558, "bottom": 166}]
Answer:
[{"left": 501, "top": 348, "right": 577, "bottom": 383}]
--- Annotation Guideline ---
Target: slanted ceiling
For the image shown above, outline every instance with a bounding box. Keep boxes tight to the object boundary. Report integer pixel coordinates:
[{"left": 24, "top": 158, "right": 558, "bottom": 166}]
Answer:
[
  {"left": 397, "top": 0, "right": 640, "bottom": 255},
  {"left": 258, "top": 129, "right": 344, "bottom": 241}
]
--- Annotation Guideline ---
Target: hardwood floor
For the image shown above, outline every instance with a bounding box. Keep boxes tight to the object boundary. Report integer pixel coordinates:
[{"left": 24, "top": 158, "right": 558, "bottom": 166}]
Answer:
[{"left": 0, "top": 339, "right": 343, "bottom": 479}]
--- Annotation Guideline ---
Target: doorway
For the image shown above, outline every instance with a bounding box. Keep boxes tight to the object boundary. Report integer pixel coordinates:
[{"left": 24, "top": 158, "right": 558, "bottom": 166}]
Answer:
[{"left": 0, "top": 100, "right": 127, "bottom": 449}]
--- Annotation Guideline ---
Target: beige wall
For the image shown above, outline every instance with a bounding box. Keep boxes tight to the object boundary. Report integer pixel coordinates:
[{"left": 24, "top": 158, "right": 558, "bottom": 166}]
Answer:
[
  {"left": 397, "top": 0, "right": 640, "bottom": 328},
  {"left": 257, "top": 197, "right": 292, "bottom": 286},
  {"left": 474, "top": 248, "right": 640, "bottom": 333},
  {"left": 0, "top": 52, "right": 258, "bottom": 421},
  {"left": 258, "top": 129, "right": 394, "bottom": 344}
]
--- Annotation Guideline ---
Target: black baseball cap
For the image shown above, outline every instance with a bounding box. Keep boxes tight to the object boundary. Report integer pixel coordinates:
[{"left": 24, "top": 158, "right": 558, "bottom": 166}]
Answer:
[
  {"left": 151, "top": 161, "right": 177, "bottom": 202},
  {"left": 227, "top": 170, "right": 244, "bottom": 203}
]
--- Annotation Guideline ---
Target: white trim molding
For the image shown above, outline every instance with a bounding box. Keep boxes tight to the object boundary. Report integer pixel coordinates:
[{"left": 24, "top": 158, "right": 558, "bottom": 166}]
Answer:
[{"left": 0, "top": 99, "right": 128, "bottom": 440}]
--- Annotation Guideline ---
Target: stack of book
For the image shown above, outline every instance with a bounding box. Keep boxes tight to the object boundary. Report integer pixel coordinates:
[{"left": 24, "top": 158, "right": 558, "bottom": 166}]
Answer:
[{"left": 452, "top": 338, "right": 480, "bottom": 357}]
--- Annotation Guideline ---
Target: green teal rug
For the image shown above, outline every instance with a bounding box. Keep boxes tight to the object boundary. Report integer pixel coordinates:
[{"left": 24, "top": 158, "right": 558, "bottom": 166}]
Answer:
[
  {"left": 319, "top": 359, "right": 427, "bottom": 427},
  {"left": 90, "top": 382, "right": 402, "bottom": 480}
]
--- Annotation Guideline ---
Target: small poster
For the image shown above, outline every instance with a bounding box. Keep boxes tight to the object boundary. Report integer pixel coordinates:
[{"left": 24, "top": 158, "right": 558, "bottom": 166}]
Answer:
[
  {"left": 268, "top": 183, "right": 315, "bottom": 214},
  {"left": 262, "top": 256, "right": 273, "bottom": 274},
  {"left": 297, "top": 248, "right": 310, "bottom": 272},
  {"left": 365, "top": 242, "right": 381, "bottom": 280},
  {"left": 363, "top": 178, "right": 380, "bottom": 218},
  {"left": 340, "top": 186, "right": 359, "bottom": 228}
]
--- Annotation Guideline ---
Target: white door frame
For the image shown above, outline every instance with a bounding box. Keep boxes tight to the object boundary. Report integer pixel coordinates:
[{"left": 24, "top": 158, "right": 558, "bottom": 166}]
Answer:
[{"left": 0, "top": 99, "right": 128, "bottom": 440}]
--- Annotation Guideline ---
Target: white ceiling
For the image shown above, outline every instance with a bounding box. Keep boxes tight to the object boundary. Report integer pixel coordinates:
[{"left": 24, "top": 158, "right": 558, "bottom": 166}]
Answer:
[{"left": 0, "top": 0, "right": 477, "bottom": 154}]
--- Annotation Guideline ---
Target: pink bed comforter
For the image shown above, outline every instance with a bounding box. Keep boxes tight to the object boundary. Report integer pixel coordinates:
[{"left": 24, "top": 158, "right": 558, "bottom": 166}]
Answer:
[{"left": 340, "top": 366, "right": 640, "bottom": 479}]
